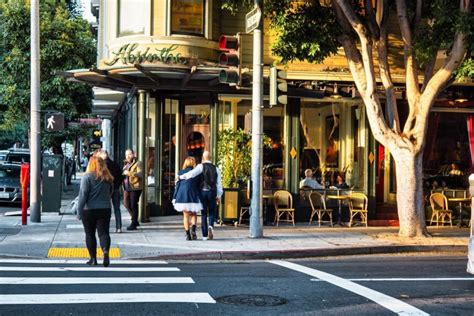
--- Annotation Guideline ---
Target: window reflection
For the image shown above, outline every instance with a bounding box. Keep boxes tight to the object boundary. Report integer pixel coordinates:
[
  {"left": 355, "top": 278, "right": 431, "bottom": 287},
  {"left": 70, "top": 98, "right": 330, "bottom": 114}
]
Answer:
[
  {"left": 171, "top": 0, "right": 205, "bottom": 36},
  {"left": 118, "top": 0, "right": 148, "bottom": 37}
]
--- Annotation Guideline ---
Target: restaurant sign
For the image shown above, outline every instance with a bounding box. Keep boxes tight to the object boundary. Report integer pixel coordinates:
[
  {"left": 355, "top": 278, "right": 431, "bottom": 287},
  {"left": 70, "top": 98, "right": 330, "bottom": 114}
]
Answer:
[{"left": 104, "top": 43, "right": 185, "bottom": 66}]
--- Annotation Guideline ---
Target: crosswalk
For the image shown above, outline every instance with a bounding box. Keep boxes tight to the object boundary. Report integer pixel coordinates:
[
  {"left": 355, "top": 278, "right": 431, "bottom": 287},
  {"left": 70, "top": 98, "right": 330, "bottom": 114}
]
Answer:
[{"left": 0, "top": 259, "right": 216, "bottom": 306}]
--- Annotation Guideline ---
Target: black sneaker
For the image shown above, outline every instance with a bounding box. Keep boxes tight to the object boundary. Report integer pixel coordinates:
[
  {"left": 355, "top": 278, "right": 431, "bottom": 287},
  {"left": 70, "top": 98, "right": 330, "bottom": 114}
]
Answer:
[
  {"left": 103, "top": 252, "right": 110, "bottom": 267},
  {"left": 185, "top": 230, "right": 192, "bottom": 241},
  {"left": 191, "top": 225, "right": 197, "bottom": 240},
  {"left": 86, "top": 258, "right": 97, "bottom": 266},
  {"left": 127, "top": 225, "right": 137, "bottom": 231}
]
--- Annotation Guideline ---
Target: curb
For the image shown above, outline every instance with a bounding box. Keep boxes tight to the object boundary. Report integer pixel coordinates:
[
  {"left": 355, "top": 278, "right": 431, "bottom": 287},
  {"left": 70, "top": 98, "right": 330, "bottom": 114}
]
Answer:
[
  {"left": 135, "top": 244, "right": 468, "bottom": 261},
  {"left": 0, "top": 245, "right": 467, "bottom": 261}
]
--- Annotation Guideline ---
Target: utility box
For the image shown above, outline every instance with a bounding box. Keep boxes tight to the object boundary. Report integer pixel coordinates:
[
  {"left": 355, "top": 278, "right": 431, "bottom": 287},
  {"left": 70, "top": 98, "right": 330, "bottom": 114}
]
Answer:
[{"left": 42, "top": 154, "right": 63, "bottom": 213}]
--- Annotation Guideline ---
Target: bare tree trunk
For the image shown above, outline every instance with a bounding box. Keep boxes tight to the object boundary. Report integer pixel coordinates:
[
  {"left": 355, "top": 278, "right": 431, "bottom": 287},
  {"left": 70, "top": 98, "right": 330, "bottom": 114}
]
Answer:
[{"left": 393, "top": 149, "right": 428, "bottom": 237}]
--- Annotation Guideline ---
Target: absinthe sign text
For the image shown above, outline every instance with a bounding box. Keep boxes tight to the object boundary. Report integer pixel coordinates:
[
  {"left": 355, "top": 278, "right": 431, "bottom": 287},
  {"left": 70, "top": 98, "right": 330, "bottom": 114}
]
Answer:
[{"left": 104, "top": 43, "right": 184, "bottom": 66}]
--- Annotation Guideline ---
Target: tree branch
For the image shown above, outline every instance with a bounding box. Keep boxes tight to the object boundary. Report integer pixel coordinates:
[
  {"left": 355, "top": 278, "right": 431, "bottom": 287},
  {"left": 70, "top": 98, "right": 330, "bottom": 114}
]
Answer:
[
  {"left": 416, "top": 0, "right": 471, "bottom": 152},
  {"left": 395, "top": 0, "right": 421, "bottom": 112},
  {"left": 376, "top": 0, "right": 401, "bottom": 133}
]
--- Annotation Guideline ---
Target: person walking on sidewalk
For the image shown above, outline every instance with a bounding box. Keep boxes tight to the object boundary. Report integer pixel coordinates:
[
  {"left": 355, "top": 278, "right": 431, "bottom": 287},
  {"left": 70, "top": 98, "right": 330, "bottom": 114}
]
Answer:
[
  {"left": 173, "top": 156, "right": 203, "bottom": 241},
  {"left": 76, "top": 156, "right": 114, "bottom": 267},
  {"left": 99, "top": 149, "right": 123, "bottom": 233},
  {"left": 178, "top": 151, "right": 222, "bottom": 240},
  {"left": 122, "top": 149, "right": 143, "bottom": 231}
]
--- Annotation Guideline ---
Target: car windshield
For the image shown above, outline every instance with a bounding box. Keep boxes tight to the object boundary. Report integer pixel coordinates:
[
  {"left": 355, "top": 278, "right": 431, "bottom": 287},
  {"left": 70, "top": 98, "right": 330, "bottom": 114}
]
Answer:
[{"left": 7, "top": 154, "right": 29, "bottom": 164}]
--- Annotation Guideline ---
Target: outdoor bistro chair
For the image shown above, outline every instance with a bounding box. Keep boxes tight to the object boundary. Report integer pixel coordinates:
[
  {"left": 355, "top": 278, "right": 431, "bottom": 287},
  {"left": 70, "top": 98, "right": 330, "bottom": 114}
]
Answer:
[
  {"left": 273, "top": 190, "right": 295, "bottom": 226},
  {"left": 308, "top": 191, "right": 333, "bottom": 227},
  {"left": 238, "top": 186, "right": 251, "bottom": 226},
  {"left": 348, "top": 192, "right": 369, "bottom": 227},
  {"left": 429, "top": 192, "right": 453, "bottom": 227}
]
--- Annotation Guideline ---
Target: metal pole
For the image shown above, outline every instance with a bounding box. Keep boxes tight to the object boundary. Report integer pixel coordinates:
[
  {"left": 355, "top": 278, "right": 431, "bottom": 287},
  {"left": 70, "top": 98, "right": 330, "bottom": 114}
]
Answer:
[
  {"left": 138, "top": 90, "right": 147, "bottom": 223},
  {"left": 249, "top": 0, "right": 263, "bottom": 238},
  {"left": 30, "top": 0, "right": 41, "bottom": 223}
]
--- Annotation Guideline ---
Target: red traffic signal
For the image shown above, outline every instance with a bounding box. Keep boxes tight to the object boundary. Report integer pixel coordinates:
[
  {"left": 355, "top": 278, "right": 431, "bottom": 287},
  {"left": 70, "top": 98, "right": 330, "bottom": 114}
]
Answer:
[
  {"left": 218, "top": 35, "right": 241, "bottom": 85},
  {"left": 219, "top": 35, "right": 239, "bottom": 50}
]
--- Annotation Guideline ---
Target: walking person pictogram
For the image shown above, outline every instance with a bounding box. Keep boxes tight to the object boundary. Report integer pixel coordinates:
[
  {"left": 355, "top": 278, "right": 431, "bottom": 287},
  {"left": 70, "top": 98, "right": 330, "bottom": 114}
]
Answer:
[{"left": 47, "top": 115, "right": 55, "bottom": 129}]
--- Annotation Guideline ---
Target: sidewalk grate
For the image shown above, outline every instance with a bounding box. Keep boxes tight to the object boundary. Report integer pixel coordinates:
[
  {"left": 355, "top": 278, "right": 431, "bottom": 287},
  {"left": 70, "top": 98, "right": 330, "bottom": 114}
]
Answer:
[{"left": 48, "top": 248, "right": 121, "bottom": 258}]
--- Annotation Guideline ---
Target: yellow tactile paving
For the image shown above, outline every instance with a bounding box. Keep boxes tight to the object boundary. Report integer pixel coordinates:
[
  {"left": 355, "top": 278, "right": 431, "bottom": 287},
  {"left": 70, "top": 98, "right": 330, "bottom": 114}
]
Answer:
[{"left": 47, "top": 248, "right": 121, "bottom": 258}]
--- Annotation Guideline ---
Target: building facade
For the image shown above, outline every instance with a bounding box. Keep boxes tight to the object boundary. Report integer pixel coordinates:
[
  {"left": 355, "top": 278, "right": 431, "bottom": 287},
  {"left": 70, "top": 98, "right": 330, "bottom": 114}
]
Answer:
[{"left": 68, "top": 0, "right": 473, "bottom": 224}]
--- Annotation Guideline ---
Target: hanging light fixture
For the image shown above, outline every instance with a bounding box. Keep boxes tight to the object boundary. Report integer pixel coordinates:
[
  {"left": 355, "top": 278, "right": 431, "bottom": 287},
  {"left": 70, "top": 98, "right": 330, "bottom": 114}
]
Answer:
[{"left": 331, "top": 83, "right": 342, "bottom": 99}]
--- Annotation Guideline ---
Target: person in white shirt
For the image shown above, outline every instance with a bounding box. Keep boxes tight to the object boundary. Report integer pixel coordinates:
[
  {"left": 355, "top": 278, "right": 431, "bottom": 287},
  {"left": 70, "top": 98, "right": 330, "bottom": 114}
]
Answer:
[
  {"left": 299, "top": 169, "right": 324, "bottom": 190},
  {"left": 178, "top": 151, "right": 223, "bottom": 240}
]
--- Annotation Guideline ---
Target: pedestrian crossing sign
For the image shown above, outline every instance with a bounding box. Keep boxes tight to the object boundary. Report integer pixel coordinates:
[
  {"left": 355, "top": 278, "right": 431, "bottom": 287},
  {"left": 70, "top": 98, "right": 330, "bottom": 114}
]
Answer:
[{"left": 45, "top": 113, "right": 65, "bottom": 131}]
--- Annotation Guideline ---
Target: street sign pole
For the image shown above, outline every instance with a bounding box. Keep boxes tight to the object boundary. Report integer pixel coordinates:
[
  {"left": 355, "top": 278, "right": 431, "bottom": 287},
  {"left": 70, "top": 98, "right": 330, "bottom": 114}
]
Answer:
[
  {"left": 30, "top": 0, "right": 41, "bottom": 223},
  {"left": 249, "top": 0, "right": 263, "bottom": 238}
]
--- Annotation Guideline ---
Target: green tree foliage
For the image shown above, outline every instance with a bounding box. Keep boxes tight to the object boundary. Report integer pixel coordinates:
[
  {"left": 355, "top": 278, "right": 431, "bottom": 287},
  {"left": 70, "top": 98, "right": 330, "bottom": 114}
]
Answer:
[
  {"left": 0, "top": 1, "right": 96, "bottom": 149},
  {"left": 222, "top": 1, "right": 473, "bottom": 78},
  {"left": 217, "top": 128, "right": 271, "bottom": 188}
]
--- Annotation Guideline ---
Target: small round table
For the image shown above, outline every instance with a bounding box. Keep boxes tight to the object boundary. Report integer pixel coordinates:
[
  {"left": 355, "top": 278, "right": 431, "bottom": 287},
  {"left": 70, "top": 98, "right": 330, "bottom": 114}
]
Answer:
[
  {"left": 448, "top": 197, "right": 471, "bottom": 227},
  {"left": 326, "top": 194, "right": 350, "bottom": 226},
  {"left": 262, "top": 194, "right": 276, "bottom": 225}
]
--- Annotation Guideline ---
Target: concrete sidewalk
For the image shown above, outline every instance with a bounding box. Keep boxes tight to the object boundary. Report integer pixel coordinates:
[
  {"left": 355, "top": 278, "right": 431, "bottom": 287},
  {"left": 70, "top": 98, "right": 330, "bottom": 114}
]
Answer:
[{"left": 0, "top": 176, "right": 470, "bottom": 261}]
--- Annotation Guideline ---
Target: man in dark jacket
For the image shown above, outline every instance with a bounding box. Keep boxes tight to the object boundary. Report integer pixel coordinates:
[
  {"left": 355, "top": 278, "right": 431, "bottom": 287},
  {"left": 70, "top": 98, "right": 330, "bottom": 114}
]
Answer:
[{"left": 99, "top": 150, "right": 123, "bottom": 233}]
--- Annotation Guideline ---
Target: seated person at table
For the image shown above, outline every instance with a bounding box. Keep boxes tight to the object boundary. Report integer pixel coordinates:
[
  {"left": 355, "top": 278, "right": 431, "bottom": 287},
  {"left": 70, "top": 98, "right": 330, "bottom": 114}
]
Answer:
[
  {"left": 448, "top": 163, "right": 464, "bottom": 176},
  {"left": 299, "top": 169, "right": 324, "bottom": 190},
  {"left": 331, "top": 174, "right": 349, "bottom": 189}
]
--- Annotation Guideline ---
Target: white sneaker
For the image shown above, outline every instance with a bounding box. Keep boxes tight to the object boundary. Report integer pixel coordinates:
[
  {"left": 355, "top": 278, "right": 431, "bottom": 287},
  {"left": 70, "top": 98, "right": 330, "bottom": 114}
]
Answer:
[
  {"left": 208, "top": 226, "right": 214, "bottom": 240},
  {"left": 202, "top": 237, "right": 208, "bottom": 241}
]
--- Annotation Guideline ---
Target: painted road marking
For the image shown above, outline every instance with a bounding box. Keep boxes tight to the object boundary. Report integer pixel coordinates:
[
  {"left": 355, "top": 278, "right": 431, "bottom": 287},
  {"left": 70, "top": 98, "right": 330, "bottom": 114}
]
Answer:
[
  {"left": 0, "top": 259, "right": 168, "bottom": 265},
  {"left": 270, "top": 260, "right": 429, "bottom": 316},
  {"left": 47, "top": 248, "right": 121, "bottom": 258},
  {"left": 0, "top": 293, "right": 216, "bottom": 305},
  {"left": 310, "top": 278, "right": 474, "bottom": 282},
  {"left": 0, "top": 277, "right": 194, "bottom": 285},
  {"left": 0, "top": 267, "right": 179, "bottom": 272}
]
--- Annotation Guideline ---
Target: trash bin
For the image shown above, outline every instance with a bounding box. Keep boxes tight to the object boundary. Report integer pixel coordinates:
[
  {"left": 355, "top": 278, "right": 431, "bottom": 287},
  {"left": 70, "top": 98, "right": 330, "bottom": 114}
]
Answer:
[{"left": 42, "top": 154, "right": 63, "bottom": 213}]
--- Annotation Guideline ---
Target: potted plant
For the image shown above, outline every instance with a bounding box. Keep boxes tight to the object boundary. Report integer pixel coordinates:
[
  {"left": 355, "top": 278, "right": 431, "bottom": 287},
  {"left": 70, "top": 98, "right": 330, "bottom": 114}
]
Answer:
[{"left": 217, "top": 128, "right": 270, "bottom": 222}]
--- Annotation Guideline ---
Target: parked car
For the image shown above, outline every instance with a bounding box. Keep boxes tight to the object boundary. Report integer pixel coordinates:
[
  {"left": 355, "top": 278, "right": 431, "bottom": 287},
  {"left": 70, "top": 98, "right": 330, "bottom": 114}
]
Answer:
[
  {"left": 2, "top": 148, "right": 30, "bottom": 165},
  {"left": 0, "top": 150, "right": 8, "bottom": 162},
  {"left": 0, "top": 163, "right": 23, "bottom": 203}
]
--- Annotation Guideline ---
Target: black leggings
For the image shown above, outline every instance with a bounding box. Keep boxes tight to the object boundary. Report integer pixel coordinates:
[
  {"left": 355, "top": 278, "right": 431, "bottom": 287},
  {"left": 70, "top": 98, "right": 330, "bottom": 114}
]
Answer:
[{"left": 82, "top": 208, "right": 111, "bottom": 258}]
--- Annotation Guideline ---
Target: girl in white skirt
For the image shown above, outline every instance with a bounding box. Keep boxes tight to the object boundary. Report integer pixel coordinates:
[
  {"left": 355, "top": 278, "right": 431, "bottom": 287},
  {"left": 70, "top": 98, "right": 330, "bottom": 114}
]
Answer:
[{"left": 173, "top": 156, "right": 203, "bottom": 240}]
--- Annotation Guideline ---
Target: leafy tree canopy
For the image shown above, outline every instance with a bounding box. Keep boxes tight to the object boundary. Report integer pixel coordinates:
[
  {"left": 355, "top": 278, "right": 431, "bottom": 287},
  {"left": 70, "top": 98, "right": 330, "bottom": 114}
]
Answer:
[
  {"left": 222, "top": 0, "right": 473, "bottom": 79},
  {"left": 0, "top": 1, "right": 96, "bottom": 149}
]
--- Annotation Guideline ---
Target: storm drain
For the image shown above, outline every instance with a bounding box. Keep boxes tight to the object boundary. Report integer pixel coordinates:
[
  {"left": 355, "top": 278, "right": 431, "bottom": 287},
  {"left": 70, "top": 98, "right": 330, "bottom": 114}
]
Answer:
[{"left": 216, "top": 294, "right": 287, "bottom": 307}]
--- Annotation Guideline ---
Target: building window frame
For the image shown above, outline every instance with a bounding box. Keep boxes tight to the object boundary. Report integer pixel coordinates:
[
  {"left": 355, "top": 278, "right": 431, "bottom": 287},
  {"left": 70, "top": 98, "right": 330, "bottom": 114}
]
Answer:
[
  {"left": 117, "top": 0, "right": 151, "bottom": 38},
  {"left": 169, "top": 0, "right": 206, "bottom": 37}
]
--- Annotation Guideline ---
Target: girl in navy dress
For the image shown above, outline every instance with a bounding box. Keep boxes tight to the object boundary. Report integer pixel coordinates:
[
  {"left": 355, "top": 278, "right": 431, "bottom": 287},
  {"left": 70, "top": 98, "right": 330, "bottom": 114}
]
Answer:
[{"left": 173, "top": 156, "right": 203, "bottom": 240}]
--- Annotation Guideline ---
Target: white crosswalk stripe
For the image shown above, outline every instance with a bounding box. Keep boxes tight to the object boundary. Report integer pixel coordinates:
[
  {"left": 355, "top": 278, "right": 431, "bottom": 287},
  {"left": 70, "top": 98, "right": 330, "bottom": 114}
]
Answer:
[{"left": 0, "top": 260, "right": 216, "bottom": 305}]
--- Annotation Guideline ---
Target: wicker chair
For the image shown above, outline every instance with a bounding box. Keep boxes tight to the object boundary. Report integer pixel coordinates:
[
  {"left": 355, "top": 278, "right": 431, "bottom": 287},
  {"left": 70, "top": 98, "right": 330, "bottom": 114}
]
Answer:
[
  {"left": 429, "top": 193, "right": 453, "bottom": 227},
  {"left": 238, "top": 186, "right": 251, "bottom": 226},
  {"left": 273, "top": 190, "right": 295, "bottom": 226},
  {"left": 348, "top": 192, "right": 369, "bottom": 227},
  {"left": 308, "top": 191, "right": 333, "bottom": 227}
]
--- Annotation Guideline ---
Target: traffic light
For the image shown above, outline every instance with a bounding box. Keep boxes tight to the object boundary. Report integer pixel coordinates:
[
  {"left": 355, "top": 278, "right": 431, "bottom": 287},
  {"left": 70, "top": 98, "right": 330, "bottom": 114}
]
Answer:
[
  {"left": 269, "top": 67, "right": 288, "bottom": 107},
  {"left": 218, "top": 34, "right": 241, "bottom": 86},
  {"left": 92, "top": 129, "right": 102, "bottom": 138}
]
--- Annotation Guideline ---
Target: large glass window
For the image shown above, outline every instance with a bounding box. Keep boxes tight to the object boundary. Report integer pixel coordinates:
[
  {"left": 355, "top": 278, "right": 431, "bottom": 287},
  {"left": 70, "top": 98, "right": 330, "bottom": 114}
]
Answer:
[
  {"left": 118, "top": 0, "right": 149, "bottom": 37},
  {"left": 171, "top": 0, "right": 205, "bottom": 35}
]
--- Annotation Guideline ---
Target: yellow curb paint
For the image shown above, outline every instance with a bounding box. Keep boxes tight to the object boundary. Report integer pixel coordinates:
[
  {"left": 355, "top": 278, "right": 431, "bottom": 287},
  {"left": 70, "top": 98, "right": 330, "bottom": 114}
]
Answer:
[{"left": 47, "top": 248, "right": 121, "bottom": 258}]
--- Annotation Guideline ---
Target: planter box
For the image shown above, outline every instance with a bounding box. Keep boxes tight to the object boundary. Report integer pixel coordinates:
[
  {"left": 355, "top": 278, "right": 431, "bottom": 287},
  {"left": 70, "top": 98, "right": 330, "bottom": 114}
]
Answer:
[{"left": 219, "top": 188, "right": 240, "bottom": 223}]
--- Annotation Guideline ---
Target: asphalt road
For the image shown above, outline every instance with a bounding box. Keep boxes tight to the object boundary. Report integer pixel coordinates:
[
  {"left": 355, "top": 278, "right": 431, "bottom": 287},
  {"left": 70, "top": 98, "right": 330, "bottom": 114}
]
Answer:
[
  {"left": 0, "top": 254, "right": 472, "bottom": 315},
  {"left": 0, "top": 202, "right": 21, "bottom": 214}
]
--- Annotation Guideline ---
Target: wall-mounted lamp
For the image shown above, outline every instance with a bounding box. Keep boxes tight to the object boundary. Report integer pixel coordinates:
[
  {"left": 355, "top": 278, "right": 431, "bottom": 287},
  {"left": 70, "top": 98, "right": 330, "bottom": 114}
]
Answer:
[{"left": 331, "top": 83, "right": 342, "bottom": 99}]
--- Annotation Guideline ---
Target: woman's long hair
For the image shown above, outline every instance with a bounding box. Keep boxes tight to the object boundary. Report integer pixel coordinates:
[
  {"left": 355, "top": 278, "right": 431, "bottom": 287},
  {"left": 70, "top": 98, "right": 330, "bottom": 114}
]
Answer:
[
  {"left": 182, "top": 156, "right": 196, "bottom": 169},
  {"left": 86, "top": 156, "right": 114, "bottom": 183}
]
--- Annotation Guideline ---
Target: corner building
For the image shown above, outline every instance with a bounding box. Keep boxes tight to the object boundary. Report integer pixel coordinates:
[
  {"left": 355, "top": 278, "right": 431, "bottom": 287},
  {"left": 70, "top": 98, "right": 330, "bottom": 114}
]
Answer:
[{"left": 67, "top": 1, "right": 473, "bottom": 225}]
